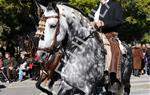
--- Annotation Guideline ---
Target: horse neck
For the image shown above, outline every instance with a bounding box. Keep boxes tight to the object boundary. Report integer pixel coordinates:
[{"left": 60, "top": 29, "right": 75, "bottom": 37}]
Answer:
[
  {"left": 69, "top": 20, "right": 90, "bottom": 42},
  {"left": 57, "top": 4, "right": 91, "bottom": 38}
]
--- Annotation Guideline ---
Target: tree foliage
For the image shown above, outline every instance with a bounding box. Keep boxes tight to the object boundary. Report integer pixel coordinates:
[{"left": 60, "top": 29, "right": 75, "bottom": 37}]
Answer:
[
  {"left": 69, "top": 0, "right": 150, "bottom": 43},
  {"left": 0, "top": 0, "right": 150, "bottom": 44},
  {"left": 119, "top": 0, "right": 150, "bottom": 43},
  {"left": 69, "top": 0, "right": 97, "bottom": 14},
  {"left": 0, "top": 0, "right": 37, "bottom": 43}
]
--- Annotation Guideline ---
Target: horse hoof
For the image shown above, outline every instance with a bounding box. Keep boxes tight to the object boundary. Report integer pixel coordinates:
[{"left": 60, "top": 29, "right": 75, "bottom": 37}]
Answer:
[
  {"left": 40, "top": 92, "right": 47, "bottom": 95},
  {"left": 110, "top": 82, "right": 121, "bottom": 93}
]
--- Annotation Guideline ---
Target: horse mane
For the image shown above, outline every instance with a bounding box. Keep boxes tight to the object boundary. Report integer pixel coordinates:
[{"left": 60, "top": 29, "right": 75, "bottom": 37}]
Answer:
[{"left": 57, "top": 2, "right": 89, "bottom": 19}]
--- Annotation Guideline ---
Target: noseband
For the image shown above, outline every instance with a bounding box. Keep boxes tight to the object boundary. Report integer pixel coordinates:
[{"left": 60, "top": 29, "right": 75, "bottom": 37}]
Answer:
[{"left": 36, "top": 12, "right": 60, "bottom": 53}]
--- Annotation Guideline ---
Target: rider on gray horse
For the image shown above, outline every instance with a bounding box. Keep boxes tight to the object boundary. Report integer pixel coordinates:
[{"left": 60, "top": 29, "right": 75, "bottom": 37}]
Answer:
[{"left": 89, "top": 0, "right": 126, "bottom": 81}]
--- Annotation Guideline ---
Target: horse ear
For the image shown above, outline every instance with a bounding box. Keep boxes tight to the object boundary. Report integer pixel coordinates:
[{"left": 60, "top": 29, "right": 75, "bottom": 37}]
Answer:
[
  {"left": 52, "top": 2, "right": 57, "bottom": 9},
  {"left": 39, "top": 4, "right": 46, "bottom": 12},
  {"left": 36, "top": 0, "right": 49, "bottom": 6},
  {"left": 47, "top": 2, "right": 59, "bottom": 13},
  {"left": 52, "top": 2, "right": 59, "bottom": 13},
  {"left": 47, "top": 2, "right": 57, "bottom": 10}
]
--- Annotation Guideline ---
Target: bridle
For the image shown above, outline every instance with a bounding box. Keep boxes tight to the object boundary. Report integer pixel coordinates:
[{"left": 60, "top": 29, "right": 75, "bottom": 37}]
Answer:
[{"left": 36, "top": 12, "right": 60, "bottom": 54}]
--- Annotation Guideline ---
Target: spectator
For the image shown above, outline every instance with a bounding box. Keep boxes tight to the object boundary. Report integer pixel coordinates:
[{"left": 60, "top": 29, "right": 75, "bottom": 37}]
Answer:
[
  {"left": 31, "top": 61, "right": 40, "bottom": 80},
  {"left": 17, "top": 51, "right": 28, "bottom": 81},
  {"left": 0, "top": 44, "right": 5, "bottom": 56},
  {"left": 26, "top": 60, "right": 33, "bottom": 79},
  {"left": 0, "top": 52, "right": 6, "bottom": 82},
  {"left": 141, "top": 43, "right": 147, "bottom": 74},
  {"left": 0, "top": 52, "right": 3, "bottom": 69},
  {"left": 145, "top": 43, "right": 150, "bottom": 75},
  {"left": 2, "top": 52, "right": 17, "bottom": 82},
  {"left": 31, "top": 53, "right": 40, "bottom": 80},
  {"left": 132, "top": 43, "right": 143, "bottom": 77}
]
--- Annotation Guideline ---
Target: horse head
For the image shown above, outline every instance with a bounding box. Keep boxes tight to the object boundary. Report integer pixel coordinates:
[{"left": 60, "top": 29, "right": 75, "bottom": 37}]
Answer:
[
  {"left": 35, "top": 2, "right": 106, "bottom": 94},
  {"left": 36, "top": 2, "right": 69, "bottom": 62},
  {"left": 35, "top": 2, "right": 132, "bottom": 95}
]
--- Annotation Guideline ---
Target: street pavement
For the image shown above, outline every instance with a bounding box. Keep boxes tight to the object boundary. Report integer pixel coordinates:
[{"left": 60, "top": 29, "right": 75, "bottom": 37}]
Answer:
[
  {"left": 0, "top": 79, "right": 41, "bottom": 95},
  {"left": 130, "top": 74, "right": 150, "bottom": 95},
  {"left": 0, "top": 75, "right": 150, "bottom": 95}
]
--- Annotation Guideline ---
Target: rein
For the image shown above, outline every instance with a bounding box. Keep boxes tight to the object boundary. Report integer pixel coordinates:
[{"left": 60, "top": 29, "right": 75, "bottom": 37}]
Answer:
[{"left": 76, "top": 32, "right": 95, "bottom": 45}]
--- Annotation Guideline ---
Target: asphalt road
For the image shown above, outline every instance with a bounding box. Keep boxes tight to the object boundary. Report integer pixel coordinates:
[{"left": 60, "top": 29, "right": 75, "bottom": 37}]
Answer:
[
  {"left": 0, "top": 75, "right": 150, "bottom": 95},
  {"left": 130, "top": 74, "right": 150, "bottom": 95},
  {"left": 0, "top": 79, "right": 40, "bottom": 95}
]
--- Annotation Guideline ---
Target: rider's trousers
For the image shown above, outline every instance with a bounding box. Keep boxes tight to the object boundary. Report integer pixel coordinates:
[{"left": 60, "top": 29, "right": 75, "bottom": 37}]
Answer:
[
  {"left": 98, "top": 32, "right": 111, "bottom": 71},
  {"left": 98, "top": 32, "right": 126, "bottom": 80}
]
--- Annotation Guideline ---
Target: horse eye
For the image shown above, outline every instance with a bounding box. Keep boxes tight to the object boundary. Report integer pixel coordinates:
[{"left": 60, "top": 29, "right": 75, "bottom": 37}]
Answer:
[{"left": 50, "top": 24, "right": 56, "bottom": 28}]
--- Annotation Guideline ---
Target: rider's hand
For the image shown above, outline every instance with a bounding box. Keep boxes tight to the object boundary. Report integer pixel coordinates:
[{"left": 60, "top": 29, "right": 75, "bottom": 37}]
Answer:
[
  {"left": 88, "top": 21, "right": 96, "bottom": 30},
  {"left": 89, "top": 21, "right": 95, "bottom": 28},
  {"left": 95, "top": 20, "right": 104, "bottom": 28}
]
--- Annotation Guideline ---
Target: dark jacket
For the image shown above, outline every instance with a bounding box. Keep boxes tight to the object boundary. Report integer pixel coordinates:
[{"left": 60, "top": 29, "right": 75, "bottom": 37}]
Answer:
[
  {"left": 3, "top": 57, "right": 17, "bottom": 69},
  {"left": 17, "top": 57, "right": 26, "bottom": 67},
  {"left": 89, "top": 0, "right": 123, "bottom": 32},
  {"left": 37, "top": 0, "right": 50, "bottom": 6},
  {"left": 146, "top": 48, "right": 150, "bottom": 66}
]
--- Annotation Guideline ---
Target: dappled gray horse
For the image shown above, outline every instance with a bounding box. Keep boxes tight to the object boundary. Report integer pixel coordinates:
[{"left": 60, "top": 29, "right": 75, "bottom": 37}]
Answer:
[{"left": 36, "top": 2, "right": 132, "bottom": 95}]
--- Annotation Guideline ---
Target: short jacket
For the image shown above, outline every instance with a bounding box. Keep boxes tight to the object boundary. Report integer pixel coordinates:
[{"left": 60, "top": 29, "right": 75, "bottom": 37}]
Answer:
[{"left": 89, "top": 0, "right": 123, "bottom": 33}]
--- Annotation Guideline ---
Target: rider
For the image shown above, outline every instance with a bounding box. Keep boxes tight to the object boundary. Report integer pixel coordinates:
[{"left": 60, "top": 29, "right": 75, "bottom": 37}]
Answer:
[{"left": 89, "top": 0, "right": 126, "bottom": 80}]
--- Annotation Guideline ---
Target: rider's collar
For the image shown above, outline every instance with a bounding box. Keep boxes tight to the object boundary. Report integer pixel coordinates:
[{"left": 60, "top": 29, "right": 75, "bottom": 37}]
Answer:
[{"left": 101, "top": 0, "right": 109, "bottom": 4}]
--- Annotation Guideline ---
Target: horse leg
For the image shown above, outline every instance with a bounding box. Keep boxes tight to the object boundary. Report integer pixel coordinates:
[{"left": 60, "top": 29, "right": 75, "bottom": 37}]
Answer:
[
  {"left": 60, "top": 88, "right": 85, "bottom": 95},
  {"left": 36, "top": 73, "right": 52, "bottom": 95},
  {"left": 43, "top": 77, "right": 49, "bottom": 86},
  {"left": 122, "top": 70, "right": 131, "bottom": 95},
  {"left": 48, "top": 51, "right": 62, "bottom": 89},
  {"left": 48, "top": 72, "right": 61, "bottom": 89},
  {"left": 123, "top": 82, "right": 131, "bottom": 95},
  {"left": 57, "top": 80, "right": 74, "bottom": 95},
  {"left": 63, "top": 89, "right": 74, "bottom": 95},
  {"left": 68, "top": 88, "right": 85, "bottom": 95}
]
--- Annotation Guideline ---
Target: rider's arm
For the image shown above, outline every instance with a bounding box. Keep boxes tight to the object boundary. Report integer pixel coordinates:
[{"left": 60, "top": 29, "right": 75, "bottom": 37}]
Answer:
[
  {"left": 102, "top": 3, "right": 123, "bottom": 28},
  {"left": 89, "top": 2, "right": 123, "bottom": 29}
]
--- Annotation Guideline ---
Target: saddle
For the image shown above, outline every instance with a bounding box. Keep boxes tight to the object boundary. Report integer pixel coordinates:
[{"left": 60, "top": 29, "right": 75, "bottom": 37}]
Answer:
[{"left": 104, "top": 32, "right": 121, "bottom": 81}]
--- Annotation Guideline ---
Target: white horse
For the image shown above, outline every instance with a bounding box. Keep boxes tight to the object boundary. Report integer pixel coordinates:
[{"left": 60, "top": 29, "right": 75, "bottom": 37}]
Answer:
[{"left": 35, "top": 2, "right": 132, "bottom": 95}]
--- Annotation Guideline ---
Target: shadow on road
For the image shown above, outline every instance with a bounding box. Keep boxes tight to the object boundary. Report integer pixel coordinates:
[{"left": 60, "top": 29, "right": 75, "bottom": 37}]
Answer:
[{"left": 0, "top": 85, "right": 6, "bottom": 89}]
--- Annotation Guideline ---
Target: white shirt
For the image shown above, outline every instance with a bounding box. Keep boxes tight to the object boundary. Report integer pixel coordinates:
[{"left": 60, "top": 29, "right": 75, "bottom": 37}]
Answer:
[
  {"left": 94, "top": 3, "right": 102, "bottom": 22},
  {"left": 101, "top": 0, "right": 109, "bottom": 4},
  {"left": 94, "top": 0, "right": 110, "bottom": 22}
]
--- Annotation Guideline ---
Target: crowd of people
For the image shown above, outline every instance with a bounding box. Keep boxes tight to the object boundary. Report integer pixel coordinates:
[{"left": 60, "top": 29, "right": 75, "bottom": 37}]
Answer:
[
  {"left": 0, "top": 43, "right": 40, "bottom": 83},
  {"left": 0, "top": 41, "right": 150, "bottom": 83},
  {"left": 132, "top": 42, "right": 150, "bottom": 77}
]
